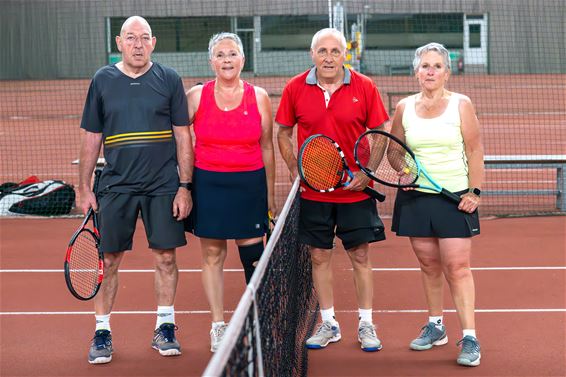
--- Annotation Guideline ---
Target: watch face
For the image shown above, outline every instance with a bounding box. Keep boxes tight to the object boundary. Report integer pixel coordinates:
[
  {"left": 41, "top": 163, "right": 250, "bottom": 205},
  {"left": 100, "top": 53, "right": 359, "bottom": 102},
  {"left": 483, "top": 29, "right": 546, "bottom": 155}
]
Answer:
[{"left": 471, "top": 188, "right": 481, "bottom": 196}]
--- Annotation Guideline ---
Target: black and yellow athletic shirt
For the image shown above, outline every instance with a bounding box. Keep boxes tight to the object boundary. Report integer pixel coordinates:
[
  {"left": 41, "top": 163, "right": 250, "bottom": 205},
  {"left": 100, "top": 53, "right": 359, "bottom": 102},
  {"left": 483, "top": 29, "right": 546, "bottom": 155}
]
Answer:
[{"left": 80, "top": 62, "right": 189, "bottom": 195}]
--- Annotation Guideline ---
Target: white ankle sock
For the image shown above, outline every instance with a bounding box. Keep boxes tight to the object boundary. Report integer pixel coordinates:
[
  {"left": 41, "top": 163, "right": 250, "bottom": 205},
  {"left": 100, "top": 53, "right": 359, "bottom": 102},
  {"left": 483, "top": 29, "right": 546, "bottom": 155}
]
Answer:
[
  {"left": 358, "top": 308, "right": 373, "bottom": 323},
  {"left": 212, "top": 321, "right": 226, "bottom": 329},
  {"left": 320, "top": 307, "right": 337, "bottom": 324},
  {"left": 95, "top": 314, "right": 111, "bottom": 331},
  {"left": 156, "top": 306, "right": 175, "bottom": 329},
  {"left": 463, "top": 329, "right": 477, "bottom": 338},
  {"left": 429, "top": 315, "right": 444, "bottom": 327}
]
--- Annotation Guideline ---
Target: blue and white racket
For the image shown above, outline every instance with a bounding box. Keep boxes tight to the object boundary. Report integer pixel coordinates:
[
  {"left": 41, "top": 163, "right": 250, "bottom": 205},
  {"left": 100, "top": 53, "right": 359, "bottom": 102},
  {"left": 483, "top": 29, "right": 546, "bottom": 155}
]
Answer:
[{"left": 354, "top": 129, "right": 461, "bottom": 204}]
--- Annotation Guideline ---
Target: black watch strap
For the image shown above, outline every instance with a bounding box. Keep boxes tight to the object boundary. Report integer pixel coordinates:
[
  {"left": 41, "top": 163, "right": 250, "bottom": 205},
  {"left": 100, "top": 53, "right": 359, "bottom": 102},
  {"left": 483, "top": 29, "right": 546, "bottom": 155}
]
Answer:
[{"left": 179, "top": 182, "right": 193, "bottom": 191}]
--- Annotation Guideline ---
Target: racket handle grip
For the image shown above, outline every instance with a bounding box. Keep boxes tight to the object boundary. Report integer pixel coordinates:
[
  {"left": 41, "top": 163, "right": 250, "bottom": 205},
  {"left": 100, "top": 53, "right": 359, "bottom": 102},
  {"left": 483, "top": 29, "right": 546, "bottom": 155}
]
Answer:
[
  {"left": 363, "top": 187, "right": 386, "bottom": 202},
  {"left": 442, "top": 189, "right": 462, "bottom": 203},
  {"left": 92, "top": 169, "right": 102, "bottom": 193}
]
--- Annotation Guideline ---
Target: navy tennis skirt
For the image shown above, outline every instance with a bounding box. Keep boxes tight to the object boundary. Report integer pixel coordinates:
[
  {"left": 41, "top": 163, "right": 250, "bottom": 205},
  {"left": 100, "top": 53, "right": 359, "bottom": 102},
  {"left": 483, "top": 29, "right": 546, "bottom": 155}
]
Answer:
[
  {"left": 185, "top": 167, "right": 268, "bottom": 239},
  {"left": 391, "top": 189, "right": 480, "bottom": 238}
]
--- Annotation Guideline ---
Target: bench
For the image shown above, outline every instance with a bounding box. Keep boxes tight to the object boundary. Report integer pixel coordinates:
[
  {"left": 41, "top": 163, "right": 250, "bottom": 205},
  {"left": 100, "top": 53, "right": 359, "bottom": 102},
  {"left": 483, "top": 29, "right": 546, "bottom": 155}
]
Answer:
[
  {"left": 484, "top": 155, "right": 566, "bottom": 211},
  {"left": 71, "top": 158, "right": 106, "bottom": 167},
  {"left": 385, "top": 65, "right": 413, "bottom": 76}
]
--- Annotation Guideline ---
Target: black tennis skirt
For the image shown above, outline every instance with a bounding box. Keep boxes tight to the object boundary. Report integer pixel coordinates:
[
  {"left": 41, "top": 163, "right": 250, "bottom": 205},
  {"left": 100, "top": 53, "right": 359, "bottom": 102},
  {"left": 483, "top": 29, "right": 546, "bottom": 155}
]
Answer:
[
  {"left": 391, "top": 189, "right": 480, "bottom": 238},
  {"left": 185, "top": 167, "right": 268, "bottom": 239}
]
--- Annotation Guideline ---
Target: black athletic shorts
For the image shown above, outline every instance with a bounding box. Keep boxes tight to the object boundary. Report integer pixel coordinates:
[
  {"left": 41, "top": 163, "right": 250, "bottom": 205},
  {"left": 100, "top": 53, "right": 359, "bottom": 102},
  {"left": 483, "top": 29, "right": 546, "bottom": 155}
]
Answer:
[
  {"left": 97, "top": 192, "right": 187, "bottom": 253},
  {"left": 299, "top": 198, "right": 385, "bottom": 250},
  {"left": 391, "top": 189, "right": 480, "bottom": 238}
]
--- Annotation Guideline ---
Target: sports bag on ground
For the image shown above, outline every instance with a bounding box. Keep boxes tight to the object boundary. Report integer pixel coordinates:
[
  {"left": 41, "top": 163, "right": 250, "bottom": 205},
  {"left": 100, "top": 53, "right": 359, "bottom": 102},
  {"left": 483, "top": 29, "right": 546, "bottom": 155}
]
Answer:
[{"left": 0, "top": 177, "right": 76, "bottom": 216}]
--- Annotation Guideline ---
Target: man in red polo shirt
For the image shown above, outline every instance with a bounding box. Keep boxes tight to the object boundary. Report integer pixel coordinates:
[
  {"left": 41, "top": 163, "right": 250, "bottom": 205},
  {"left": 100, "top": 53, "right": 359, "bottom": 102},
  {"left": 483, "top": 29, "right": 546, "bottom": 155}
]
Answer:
[{"left": 276, "top": 28, "right": 389, "bottom": 352}]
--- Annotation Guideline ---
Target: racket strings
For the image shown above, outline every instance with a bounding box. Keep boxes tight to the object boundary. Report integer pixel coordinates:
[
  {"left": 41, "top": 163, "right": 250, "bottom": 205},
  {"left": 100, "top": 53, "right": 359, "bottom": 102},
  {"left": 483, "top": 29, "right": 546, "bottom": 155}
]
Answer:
[
  {"left": 68, "top": 230, "right": 100, "bottom": 297},
  {"left": 358, "top": 134, "right": 418, "bottom": 186},
  {"left": 301, "top": 139, "right": 344, "bottom": 190}
]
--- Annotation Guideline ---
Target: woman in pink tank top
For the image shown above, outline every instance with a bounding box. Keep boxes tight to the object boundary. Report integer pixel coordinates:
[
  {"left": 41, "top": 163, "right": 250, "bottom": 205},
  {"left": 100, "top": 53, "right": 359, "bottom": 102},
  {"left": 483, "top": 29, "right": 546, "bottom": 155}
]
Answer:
[{"left": 185, "top": 32, "right": 276, "bottom": 353}]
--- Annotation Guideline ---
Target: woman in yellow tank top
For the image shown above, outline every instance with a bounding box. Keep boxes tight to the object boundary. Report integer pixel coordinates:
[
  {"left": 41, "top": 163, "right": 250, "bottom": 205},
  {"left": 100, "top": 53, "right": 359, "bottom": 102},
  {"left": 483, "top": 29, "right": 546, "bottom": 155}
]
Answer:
[{"left": 390, "top": 43, "right": 484, "bottom": 367}]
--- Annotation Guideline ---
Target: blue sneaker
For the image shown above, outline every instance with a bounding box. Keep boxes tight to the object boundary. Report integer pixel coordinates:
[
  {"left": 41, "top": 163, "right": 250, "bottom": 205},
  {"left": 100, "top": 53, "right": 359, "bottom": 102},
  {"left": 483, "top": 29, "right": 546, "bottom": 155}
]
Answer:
[
  {"left": 152, "top": 323, "right": 181, "bottom": 356},
  {"left": 88, "top": 330, "right": 113, "bottom": 364},
  {"left": 457, "top": 335, "right": 481, "bottom": 366},
  {"left": 410, "top": 322, "right": 448, "bottom": 350},
  {"left": 306, "top": 321, "right": 341, "bottom": 349}
]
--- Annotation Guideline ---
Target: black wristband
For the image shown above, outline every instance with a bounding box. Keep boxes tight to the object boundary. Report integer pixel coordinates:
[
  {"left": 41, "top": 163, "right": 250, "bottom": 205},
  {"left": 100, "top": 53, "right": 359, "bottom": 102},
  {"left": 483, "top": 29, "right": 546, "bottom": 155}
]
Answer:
[{"left": 179, "top": 182, "right": 193, "bottom": 191}]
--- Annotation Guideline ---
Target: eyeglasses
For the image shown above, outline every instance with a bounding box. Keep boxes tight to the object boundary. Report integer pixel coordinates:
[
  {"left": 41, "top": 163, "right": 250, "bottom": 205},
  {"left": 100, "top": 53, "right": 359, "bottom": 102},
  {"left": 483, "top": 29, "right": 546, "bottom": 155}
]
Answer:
[
  {"left": 123, "top": 35, "right": 153, "bottom": 45},
  {"left": 315, "top": 48, "right": 343, "bottom": 58}
]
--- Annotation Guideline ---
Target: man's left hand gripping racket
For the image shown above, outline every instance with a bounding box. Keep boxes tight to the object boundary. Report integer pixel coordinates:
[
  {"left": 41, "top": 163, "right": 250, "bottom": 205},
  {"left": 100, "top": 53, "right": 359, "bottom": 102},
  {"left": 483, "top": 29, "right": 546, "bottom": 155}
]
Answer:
[
  {"left": 64, "top": 169, "right": 103, "bottom": 300},
  {"left": 298, "top": 134, "right": 386, "bottom": 202}
]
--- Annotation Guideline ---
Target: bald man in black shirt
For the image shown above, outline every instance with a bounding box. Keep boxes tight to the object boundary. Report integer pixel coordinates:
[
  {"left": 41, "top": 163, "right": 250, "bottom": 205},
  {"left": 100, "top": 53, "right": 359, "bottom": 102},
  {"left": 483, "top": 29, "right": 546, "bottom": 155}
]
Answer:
[{"left": 79, "top": 15, "right": 193, "bottom": 364}]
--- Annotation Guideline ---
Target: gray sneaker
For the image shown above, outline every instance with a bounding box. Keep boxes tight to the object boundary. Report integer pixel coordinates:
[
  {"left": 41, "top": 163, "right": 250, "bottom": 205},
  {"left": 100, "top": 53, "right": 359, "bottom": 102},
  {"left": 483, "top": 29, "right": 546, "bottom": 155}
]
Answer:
[
  {"left": 88, "top": 330, "right": 113, "bottom": 364},
  {"left": 358, "top": 321, "right": 382, "bottom": 352},
  {"left": 410, "top": 322, "right": 448, "bottom": 350},
  {"left": 457, "top": 335, "right": 481, "bottom": 366},
  {"left": 152, "top": 323, "right": 181, "bottom": 356},
  {"left": 305, "top": 321, "right": 341, "bottom": 349},
  {"left": 210, "top": 323, "right": 228, "bottom": 353}
]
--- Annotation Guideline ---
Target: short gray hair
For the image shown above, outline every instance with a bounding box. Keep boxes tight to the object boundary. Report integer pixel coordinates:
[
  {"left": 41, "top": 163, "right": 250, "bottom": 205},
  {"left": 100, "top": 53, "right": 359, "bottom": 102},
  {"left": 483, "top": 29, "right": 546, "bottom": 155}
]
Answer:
[
  {"left": 208, "top": 32, "right": 245, "bottom": 60},
  {"left": 310, "top": 28, "right": 347, "bottom": 51},
  {"left": 413, "top": 42, "right": 451, "bottom": 72}
]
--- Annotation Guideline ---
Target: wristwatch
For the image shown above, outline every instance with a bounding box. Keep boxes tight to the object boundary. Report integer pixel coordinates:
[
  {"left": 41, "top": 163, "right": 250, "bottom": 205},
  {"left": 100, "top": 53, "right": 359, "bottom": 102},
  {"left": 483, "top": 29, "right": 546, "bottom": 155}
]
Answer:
[
  {"left": 469, "top": 187, "right": 481, "bottom": 196},
  {"left": 179, "top": 182, "right": 193, "bottom": 191}
]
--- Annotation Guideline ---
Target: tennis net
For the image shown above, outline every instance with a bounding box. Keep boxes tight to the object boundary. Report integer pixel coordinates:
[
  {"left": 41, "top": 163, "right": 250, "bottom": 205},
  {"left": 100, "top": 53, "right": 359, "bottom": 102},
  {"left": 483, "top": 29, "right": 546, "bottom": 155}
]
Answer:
[
  {"left": 203, "top": 178, "right": 318, "bottom": 377},
  {"left": 2, "top": 0, "right": 565, "bottom": 217}
]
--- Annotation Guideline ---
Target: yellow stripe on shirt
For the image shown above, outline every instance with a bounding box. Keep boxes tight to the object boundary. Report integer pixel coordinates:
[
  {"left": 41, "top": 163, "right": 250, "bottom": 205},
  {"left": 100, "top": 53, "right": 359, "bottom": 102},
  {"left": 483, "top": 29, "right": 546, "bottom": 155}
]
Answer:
[{"left": 105, "top": 130, "right": 172, "bottom": 141}]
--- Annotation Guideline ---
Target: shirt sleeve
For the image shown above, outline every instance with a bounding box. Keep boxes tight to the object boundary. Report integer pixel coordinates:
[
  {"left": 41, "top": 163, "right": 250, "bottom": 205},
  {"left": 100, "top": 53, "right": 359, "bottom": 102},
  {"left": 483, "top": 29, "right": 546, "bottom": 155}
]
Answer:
[
  {"left": 170, "top": 74, "right": 189, "bottom": 127},
  {"left": 274, "top": 83, "right": 296, "bottom": 127},
  {"left": 366, "top": 82, "right": 389, "bottom": 129},
  {"left": 80, "top": 78, "right": 104, "bottom": 133}
]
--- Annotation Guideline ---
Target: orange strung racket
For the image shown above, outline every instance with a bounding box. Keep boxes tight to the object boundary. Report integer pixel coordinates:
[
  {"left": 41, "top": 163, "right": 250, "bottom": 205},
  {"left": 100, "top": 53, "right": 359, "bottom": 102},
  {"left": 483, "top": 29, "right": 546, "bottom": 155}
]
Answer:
[{"left": 297, "top": 134, "right": 385, "bottom": 202}]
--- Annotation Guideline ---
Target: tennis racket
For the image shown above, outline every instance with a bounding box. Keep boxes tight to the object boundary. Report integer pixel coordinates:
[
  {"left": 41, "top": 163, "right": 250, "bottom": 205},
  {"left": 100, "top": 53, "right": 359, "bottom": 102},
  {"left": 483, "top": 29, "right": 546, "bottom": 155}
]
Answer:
[
  {"left": 354, "top": 129, "right": 461, "bottom": 203},
  {"left": 298, "top": 134, "right": 386, "bottom": 202},
  {"left": 64, "top": 169, "right": 103, "bottom": 300},
  {"left": 266, "top": 210, "right": 276, "bottom": 242}
]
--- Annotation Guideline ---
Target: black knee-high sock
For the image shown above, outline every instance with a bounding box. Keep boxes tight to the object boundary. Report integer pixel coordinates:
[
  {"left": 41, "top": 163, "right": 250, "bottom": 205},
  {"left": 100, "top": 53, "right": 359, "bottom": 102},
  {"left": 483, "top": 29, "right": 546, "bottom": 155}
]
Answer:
[{"left": 238, "top": 242, "right": 264, "bottom": 284}]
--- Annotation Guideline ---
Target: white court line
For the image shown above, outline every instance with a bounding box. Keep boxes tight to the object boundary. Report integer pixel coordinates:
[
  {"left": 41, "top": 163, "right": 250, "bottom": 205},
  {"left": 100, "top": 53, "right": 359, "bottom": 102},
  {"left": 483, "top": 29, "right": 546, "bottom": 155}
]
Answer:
[
  {"left": 371, "top": 267, "right": 566, "bottom": 271},
  {"left": 1, "top": 308, "right": 564, "bottom": 316},
  {"left": 3, "top": 267, "right": 566, "bottom": 273},
  {"left": 0, "top": 269, "right": 244, "bottom": 273},
  {"left": 336, "top": 309, "right": 566, "bottom": 313},
  {"left": 2, "top": 266, "right": 565, "bottom": 273}
]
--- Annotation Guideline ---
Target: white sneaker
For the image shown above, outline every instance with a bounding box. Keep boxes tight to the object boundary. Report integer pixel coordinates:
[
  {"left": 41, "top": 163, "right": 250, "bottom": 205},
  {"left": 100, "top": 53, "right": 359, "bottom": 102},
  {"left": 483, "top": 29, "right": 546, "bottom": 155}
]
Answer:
[
  {"left": 210, "top": 323, "right": 228, "bottom": 353},
  {"left": 358, "top": 321, "right": 382, "bottom": 352},
  {"left": 305, "top": 320, "right": 341, "bottom": 349}
]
